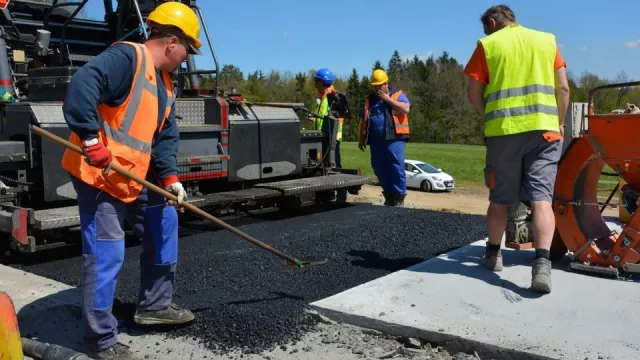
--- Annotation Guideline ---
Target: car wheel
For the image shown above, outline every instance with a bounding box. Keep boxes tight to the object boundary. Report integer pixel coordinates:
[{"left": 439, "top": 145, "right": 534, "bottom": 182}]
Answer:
[{"left": 420, "top": 180, "right": 431, "bottom": 192}]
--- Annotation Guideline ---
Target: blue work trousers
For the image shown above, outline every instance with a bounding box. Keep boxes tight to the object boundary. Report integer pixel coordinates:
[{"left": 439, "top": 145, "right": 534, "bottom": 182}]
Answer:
[
  {"left": 70, "top": 175, "right": 179, "bottom": 352},
  {"left": 369, "top": 134, "right": 407, "bottom": 195}
]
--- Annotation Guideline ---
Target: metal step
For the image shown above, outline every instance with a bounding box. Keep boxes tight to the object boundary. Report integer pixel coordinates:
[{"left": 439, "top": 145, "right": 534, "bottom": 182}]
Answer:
[
  {"left": 32, "top": 187, "right": 284, "bottom": 231},
  {"left": 254, "top": 173, "right": 372, "bottom": 196},
  {"left": 31, "top": 174, "right": 371, "bottom": 230}
]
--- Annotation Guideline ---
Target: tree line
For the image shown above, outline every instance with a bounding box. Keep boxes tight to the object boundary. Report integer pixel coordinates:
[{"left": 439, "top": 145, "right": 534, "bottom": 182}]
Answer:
[{"left": 195, "top": 50, "right": 640, "bottom": 145}]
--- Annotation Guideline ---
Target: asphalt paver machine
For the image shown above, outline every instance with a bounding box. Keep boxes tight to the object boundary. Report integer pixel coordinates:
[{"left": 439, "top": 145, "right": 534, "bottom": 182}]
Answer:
[{"left": 0, "top": 0, "right": 370, "bottom": 255}]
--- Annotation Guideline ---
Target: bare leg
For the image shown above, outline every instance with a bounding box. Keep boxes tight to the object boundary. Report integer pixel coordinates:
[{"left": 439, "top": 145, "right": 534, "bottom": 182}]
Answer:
[
  {"left": 530, "top": 200, "right": 554, "bottom": 250},
  {"left": 528, "top": 200, "right": 554, "bottom": 293},
  {"left": 487, "top": 202, "right": 508, "bottom": 246},
  {"left": 484, "top": 202, "right": 507, "bottom": 271}
]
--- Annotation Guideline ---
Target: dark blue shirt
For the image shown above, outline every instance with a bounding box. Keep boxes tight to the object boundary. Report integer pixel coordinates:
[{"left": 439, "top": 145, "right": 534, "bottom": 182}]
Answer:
[{"left": 62, "top": 43, "right": 178, "bottom": 180}]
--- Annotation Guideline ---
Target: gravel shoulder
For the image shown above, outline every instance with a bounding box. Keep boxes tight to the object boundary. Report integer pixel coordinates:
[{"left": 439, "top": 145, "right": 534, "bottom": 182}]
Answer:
[{"left": 349, "top": 184, "right": 620, "bottom": 218}]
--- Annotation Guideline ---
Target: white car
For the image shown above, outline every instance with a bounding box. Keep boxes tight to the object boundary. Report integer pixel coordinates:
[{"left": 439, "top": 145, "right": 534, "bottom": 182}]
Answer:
[{"left": 404, "top": 159, "right": 455, "bottom": 192}]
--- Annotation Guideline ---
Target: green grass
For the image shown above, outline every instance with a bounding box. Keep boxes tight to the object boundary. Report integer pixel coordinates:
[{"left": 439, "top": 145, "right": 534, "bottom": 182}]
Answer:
[
  {"left": 340, "top": 141, "right": 486, "bottom": 188},
  {"left": 339, "top": 141, "right": 622, "bottom": 194}
]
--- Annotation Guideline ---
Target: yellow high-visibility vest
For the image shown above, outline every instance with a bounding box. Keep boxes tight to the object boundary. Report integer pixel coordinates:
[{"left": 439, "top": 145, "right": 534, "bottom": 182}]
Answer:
[
  {"left": 480, "top": 24, "right": 560, "bottom": 136},
  {"left": 313, "top": 92, "right": 343, "bottom": 142}
]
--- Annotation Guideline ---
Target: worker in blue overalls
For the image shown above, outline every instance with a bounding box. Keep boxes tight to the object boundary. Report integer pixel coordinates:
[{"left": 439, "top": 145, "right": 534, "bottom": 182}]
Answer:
[
  {"left": 60, "top": 3, "right": 198, "bottom": 359},
  {"left": 358, "top": 69, "right": 411, "bottom": 206}
]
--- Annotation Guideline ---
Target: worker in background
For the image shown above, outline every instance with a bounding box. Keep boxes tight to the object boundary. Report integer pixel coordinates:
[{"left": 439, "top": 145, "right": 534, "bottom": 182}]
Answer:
[
  {"left": 464, "top": 4, "right": 570, "bottom": 294},
  {"left": 358, "top": 69, "right": 411, "bottom": 206},
  {"left": 311, "top": 68, "right": 351, "bottom": 202},
  {"left": 60, "top": 3, "right": 200, "bottom": 359}
]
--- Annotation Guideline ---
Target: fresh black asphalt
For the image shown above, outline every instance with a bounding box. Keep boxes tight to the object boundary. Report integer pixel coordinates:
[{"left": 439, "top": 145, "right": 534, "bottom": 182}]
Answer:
[{"left": 9, "top": 203, "right": 487, "bottom": 353}]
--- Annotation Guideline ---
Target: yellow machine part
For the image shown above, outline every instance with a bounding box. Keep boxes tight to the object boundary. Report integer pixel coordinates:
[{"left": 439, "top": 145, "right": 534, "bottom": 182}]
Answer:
[
  {"left": 618, "top": 178, "right": 632, "bottom": 223},
  {"left": 0, "top": 291, "right": 23, "bottom": 360}
]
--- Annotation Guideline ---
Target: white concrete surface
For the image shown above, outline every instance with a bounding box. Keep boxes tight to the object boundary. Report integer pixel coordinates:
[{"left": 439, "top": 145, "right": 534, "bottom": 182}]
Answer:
[{"left": 311, "top": 219, "right": 640, "bottom": 360}]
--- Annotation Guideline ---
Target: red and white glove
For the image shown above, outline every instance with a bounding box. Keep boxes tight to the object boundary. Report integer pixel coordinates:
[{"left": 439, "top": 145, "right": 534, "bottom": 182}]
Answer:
[
  {"left": 82, "top": 138, "right": 112, "bottom": 169},
  {"left": 162, "top": 175, "right": 187, "bottom": 206}
]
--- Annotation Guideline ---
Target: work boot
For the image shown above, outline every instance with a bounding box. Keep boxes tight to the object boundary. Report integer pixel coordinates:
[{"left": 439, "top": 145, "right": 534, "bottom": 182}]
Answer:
[
  {"left": 382, "top": 191, "right": 391, "bottom": 206},
  {"left": 133, "top": 303, "right": 195, "bottom": 326},
  {"left": 531, "top": 257, "right": 552, "bottom": 293},
  {"left": 87, "top": 343, "right": 142, "bottom": 360},
  {"left": 386, "top": 193, "right": 405, "bottom": 207},
  {"left": 483, "top": 248, "right": 503, "bottom": 271}
]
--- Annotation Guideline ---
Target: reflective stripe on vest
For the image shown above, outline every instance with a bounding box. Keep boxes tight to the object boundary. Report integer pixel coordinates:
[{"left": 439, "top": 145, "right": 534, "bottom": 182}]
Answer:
[
  {"left": 480, "top": 25, "right": 559, "bottom": 136},
  {"left": 61, "top": 41, "right": 174, "bottom": 203},
  {"left": 98, "top": 78, "right": 176, "bottom": 154},
  {"left": 391, "top": 91, "right": 409, "bottom": 134}
]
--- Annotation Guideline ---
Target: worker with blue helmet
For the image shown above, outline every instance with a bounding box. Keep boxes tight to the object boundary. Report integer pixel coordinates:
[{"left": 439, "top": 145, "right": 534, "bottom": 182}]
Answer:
[{"left": 311, "top": 68, "right": 350, "bottom": 202}]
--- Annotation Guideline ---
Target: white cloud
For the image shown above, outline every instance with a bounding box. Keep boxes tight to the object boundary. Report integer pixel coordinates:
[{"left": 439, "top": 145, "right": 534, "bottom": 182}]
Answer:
[
  {"left": 624, "top": 39, "right": 640, "bottom": 49},
  {"left": 579, "top": 46, "right": 588, "bottom": 52},
  {"left": 400, "top": 51, "right": 433, "bottom": 62}
]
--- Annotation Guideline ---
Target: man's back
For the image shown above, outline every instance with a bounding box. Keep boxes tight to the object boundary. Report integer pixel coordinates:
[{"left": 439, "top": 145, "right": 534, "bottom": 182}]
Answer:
[{"left": 481, "top": 25, "right": 557, "bottom": 89}]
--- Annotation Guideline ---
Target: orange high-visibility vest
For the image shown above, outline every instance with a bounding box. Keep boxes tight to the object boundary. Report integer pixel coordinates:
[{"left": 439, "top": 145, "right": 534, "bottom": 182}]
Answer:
[
  {"left": 358, "top": 90, "right": 409, "bottom": 145},
  {"left": 61, "top": 41, "right": 175, "bottom": 203}
]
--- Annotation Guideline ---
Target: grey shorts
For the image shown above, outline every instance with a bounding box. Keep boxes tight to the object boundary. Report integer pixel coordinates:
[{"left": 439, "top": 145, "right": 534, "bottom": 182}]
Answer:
[{"left": 484, "top": 130, "right": 562, "bottom": 205}]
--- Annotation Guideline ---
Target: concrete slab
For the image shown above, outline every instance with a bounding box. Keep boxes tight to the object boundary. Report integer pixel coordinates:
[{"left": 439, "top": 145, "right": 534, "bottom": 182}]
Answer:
[
  {"left": 0, "top": 264, "right": 222, "bottom": 360},
  {"left": 311, "top": 219, "right": 640, "bottom": 360}
]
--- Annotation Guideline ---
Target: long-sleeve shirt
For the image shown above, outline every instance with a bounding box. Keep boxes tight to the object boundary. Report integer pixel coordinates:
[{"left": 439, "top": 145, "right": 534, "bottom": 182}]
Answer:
[{"left": 62, "top": 43, "right": 179, "bottom": 183}]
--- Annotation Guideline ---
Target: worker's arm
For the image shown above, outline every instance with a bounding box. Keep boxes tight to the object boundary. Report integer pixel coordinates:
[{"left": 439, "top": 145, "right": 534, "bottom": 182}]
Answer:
[
  {"left": 379, "top": 91, "right": 410, "bottom": 114},
  {"left": 463, "top": 43, "right": 489, "bottom": 114},
  {"left": 467, "top": 78, "right": 486, "bottom": 113},
  {"left": 553, "top": 49, "right": 570, "bottom": 135},
  {"left": 62, "top": 44, "right": 135, "bottom": 141},
  {"left": 152, "top": 104, "right": 179, "bottom": 188}
]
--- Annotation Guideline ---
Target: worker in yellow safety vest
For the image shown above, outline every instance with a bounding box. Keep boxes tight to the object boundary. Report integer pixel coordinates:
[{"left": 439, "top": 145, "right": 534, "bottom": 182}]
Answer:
[
  {"left": 311, "top": 68, "right": 351, "bottom": 202},
  {"left": 464, "top": 4, "right": 570, "bottom": 294},
  {"left": 357, "top": 69, "right": 411, "bottom": 206}
]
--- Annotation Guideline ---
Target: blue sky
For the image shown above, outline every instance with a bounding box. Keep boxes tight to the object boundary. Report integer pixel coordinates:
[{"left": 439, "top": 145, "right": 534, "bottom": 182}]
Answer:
[{"left": 85, "top": 1, "right": 640, "bottom": 82}]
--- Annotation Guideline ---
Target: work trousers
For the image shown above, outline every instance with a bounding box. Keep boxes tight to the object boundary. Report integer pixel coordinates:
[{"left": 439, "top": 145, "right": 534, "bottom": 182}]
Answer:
[
  {"left": 70, "top": 175, "right": 179, "bottom": 352},
  {"left": 369, "top": 134, "right": 406, "bottom": 196}
]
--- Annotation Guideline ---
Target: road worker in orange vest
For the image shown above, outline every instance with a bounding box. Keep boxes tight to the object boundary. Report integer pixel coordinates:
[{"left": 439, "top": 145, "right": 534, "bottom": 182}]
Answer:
[
  {"left": 358, "top": 69, "right": 411, "bottom": 206},
  {"left": 59, "top": 3, "right": 200, "bottom": 359}
]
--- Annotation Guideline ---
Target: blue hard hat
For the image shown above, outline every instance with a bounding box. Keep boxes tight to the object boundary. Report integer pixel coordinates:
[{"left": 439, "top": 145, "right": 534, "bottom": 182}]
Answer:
[{"left": 314, "top": 68, "right": 334, "bottom": 85}]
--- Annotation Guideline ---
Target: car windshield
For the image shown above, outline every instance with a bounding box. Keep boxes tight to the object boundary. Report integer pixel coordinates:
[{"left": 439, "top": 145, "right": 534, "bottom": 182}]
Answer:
[{"left": 415, "top": 163, "right": 440, "bottom": 173}]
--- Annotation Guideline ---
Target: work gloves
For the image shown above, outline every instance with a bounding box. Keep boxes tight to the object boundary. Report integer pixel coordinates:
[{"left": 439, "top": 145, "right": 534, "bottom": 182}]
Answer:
[
  {"left": 162, "top": 176, "right": 187, "bottom": 212},
  {"left": 82, "top": 139, "right": 112, "bottom": 169}
]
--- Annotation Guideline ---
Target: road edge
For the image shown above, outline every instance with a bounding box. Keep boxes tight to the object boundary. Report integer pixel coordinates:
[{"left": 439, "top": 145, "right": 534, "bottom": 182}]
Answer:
[{"left": 308, "top": 305, "right": 559, "bottom": 360}]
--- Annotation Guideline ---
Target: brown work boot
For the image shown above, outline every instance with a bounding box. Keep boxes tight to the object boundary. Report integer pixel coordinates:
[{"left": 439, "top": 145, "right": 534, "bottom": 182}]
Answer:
[
  {"left": 134, "top": 303, "right": 195, "bottom": 326},
  {"left": 87, "top": 343, "right": 142, "bottom": 360},
  {"left": 483, "top": 249, "right": 503, "bottom": 271},
  {"left": 531, "top": 257, "right": 552, "bottom": 293}
]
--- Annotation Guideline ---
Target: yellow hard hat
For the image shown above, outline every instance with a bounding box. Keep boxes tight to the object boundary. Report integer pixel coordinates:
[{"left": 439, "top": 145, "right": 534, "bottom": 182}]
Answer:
[
  {"left": 370, "top": 69, "right": 388, "bottom": 85},
  {"left": 147, "top": 2, "right": 202, "bottom": 54}
]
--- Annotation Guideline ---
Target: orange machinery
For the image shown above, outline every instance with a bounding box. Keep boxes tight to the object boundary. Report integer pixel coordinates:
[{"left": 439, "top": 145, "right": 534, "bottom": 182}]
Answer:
[{"left": 506, "top": 81, "right": 640, "bottom": 278}]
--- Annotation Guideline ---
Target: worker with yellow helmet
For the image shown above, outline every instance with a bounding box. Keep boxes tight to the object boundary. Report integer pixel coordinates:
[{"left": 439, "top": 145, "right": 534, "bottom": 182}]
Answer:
[
  {"left": 358, "top": 69, "right": 411, "bottom": 206},
  {"left": 60, "top": 2, "right": 201, "bottom": 358}
]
